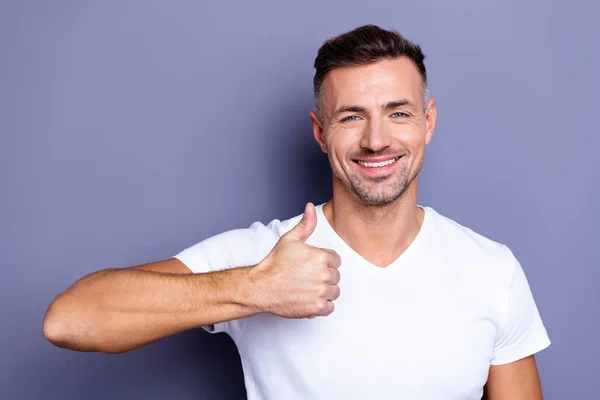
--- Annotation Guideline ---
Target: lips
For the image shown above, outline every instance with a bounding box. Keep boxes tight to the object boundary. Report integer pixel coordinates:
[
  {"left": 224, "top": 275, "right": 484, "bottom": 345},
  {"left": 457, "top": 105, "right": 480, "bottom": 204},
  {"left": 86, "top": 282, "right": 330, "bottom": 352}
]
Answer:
[{"left": 355, "top": 156, "right": 401, "bottom": 168}]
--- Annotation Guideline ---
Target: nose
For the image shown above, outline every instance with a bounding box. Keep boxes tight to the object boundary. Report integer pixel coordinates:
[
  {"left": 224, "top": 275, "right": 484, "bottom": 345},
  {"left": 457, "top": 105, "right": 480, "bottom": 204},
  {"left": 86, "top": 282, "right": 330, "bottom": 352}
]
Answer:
[{"left": 359, "top": 119, "right": 392, "bottom": 152}]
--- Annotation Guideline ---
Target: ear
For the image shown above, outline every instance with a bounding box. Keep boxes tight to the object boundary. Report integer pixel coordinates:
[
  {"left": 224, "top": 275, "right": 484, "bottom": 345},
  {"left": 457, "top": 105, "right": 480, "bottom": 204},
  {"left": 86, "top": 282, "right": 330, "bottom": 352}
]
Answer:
[
  {"left": 424, "top": 98, "right": 437, "bottom": 146},
  {"left": 309, "top": 111, "right": 328, "bottom": 153}
]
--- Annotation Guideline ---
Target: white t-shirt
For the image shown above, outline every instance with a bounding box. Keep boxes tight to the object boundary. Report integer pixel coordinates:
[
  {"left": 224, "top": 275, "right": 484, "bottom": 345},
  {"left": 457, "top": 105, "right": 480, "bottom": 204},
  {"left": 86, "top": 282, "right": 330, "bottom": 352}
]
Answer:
[{"left": 174, "top": 204, "right": 550, "bottom": 400}]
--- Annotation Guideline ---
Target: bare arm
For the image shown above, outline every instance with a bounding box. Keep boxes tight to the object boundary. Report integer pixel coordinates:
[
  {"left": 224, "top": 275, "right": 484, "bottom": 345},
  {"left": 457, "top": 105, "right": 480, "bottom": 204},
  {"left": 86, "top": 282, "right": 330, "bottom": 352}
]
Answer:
[
  {"left": 484, "top": 355, "right": 544, "bottom": 399},
  {"left": 43, "top": 203, "right": 340, "bottom": 354},
  {"left": 42, "top": 258, "right": 258, "bottom": 354}
]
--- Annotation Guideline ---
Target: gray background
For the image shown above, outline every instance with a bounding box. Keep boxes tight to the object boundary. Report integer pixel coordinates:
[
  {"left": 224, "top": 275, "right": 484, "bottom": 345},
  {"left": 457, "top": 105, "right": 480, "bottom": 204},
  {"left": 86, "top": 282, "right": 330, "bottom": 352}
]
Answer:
[{"left": 1, "top": 0, "right": 598, "bottom": 399}]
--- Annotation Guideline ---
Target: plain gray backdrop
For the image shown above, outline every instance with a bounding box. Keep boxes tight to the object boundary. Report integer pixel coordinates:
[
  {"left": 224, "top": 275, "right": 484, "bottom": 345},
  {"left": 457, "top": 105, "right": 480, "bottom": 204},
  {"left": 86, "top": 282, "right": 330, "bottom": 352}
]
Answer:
[{"left": 1, "top": 0, "right": 598, "bottom": 399}]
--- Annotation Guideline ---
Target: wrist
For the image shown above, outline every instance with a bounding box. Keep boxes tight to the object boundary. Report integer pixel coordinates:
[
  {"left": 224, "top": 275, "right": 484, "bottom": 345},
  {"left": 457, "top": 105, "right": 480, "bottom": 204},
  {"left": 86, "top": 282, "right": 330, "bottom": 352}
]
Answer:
[{"left": 241, "top": 263, "right": 270, "bottom": 315}]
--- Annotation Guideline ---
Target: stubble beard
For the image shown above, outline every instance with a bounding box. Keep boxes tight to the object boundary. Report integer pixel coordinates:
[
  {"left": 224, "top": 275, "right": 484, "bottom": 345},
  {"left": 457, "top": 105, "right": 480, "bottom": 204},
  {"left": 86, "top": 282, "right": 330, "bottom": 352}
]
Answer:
[{"left": 333, "top": 156, "right": 423, "bottom": 207}]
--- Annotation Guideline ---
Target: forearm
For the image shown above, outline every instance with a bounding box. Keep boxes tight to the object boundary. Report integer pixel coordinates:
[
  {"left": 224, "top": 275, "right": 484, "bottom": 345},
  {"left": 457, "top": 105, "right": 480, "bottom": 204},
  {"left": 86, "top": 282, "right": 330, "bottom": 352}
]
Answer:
[{"left": 43, "top": 266, "right": 259, "bottom": 353}]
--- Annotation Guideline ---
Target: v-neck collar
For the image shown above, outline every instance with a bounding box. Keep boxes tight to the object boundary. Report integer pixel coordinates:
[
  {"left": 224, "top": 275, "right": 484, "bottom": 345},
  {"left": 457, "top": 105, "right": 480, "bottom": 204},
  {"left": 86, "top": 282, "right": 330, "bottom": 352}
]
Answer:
[{"left": 315, "top": 203, "right": 434, "bottom": 275}]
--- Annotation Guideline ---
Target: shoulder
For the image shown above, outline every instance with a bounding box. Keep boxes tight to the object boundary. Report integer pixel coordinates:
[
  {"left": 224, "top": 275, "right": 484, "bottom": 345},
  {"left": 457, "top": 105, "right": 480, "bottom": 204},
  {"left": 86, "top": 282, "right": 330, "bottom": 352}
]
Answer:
[
  {"left": 428, "top": 207, "right": 512, "bottom": 257},
  {"left": 425, "top": 207, "right": 518, "bottom": 278},
  {"left": 425, "top": 208, "right": 534, "bottom": 320},
  {"left": 173, "top": 210, "right": 304, "bottom": 273}
]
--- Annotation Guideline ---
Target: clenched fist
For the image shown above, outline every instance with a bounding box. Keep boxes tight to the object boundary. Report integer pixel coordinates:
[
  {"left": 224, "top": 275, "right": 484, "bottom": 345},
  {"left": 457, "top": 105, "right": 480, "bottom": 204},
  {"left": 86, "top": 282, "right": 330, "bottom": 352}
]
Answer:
[{"left": 250, "top": 202, "right": 342, "bottom": 319}]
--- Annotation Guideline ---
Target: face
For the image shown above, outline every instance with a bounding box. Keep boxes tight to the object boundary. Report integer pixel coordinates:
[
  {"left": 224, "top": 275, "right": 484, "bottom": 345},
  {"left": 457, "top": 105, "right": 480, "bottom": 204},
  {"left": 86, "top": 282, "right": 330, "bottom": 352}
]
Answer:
[{"left": 310, "top": 57, "right": 437, "bottom": 206}]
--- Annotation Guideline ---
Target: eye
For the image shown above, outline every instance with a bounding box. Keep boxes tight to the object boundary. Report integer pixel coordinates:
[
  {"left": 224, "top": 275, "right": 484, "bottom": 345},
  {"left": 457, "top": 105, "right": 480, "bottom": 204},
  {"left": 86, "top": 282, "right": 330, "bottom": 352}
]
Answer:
[
  {"left": 342, "top": 115, "right": 361, "bottom": 122},
  {"left": 391, "top": 112, "right": 408, "bottom": 118}
]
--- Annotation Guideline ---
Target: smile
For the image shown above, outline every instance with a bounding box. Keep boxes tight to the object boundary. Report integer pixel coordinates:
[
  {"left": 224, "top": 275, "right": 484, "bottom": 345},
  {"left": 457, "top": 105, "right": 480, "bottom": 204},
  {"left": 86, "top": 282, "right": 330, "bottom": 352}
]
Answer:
[{"left": 355, "top": 156, "right": 401, "bottom": 168}]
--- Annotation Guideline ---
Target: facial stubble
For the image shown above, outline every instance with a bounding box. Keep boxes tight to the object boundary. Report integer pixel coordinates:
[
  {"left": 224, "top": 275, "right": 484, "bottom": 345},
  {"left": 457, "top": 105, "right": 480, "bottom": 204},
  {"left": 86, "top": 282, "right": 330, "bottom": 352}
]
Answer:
[{"left": 333, "top": 155, "right": 423, "bottom": 206}]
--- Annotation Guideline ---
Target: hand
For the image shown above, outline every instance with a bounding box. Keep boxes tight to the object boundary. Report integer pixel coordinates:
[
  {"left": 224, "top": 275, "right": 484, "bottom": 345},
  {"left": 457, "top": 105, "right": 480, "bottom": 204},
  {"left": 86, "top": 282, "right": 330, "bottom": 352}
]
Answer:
[{"left": 251, "top": 202, "right": 342, "bottom": 319}]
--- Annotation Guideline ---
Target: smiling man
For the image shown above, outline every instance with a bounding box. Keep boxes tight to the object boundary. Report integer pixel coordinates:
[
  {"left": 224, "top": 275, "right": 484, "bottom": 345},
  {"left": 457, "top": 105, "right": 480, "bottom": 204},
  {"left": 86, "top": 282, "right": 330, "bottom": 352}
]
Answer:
[{"left": 43, "top": 25, "right": 550, "bottom": 399}]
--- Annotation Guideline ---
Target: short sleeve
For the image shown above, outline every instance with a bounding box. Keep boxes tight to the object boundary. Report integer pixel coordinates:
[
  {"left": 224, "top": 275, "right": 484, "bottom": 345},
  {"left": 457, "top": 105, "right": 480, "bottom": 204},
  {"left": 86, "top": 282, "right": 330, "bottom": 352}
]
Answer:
[
  {"left": 173, "top": 220, "right": 281, "bottom": 336},
  {"left": 491, "top": 247, "right": 551, "bottom": 365}
]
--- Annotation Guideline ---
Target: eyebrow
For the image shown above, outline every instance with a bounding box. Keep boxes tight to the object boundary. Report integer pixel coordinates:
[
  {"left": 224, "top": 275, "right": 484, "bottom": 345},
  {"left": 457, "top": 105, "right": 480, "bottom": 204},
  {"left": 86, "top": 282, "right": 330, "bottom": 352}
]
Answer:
[
  {"left": 382, "top": 99, "right": 418, "bottom": 111},
  {"left": 334, "top": 105, "right": 366, "bottom": 115},
  {"left": 333, "top": 99, "right": 418, "bottom": 117}
]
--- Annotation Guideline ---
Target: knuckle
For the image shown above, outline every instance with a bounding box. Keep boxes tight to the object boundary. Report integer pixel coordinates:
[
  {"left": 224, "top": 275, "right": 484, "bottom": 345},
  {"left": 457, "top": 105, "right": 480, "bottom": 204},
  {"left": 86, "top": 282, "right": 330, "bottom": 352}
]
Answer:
[
  {"left": 307, "top": 299, "right": 321, "bottom": 314},
  {"left": 316, "top": 299, "right": 327, "bottom": 311},
  {"left": 318, "top": 284, "right": 329, "bottom": 297},
  {"left": 317, "top": 251, "right": 330, "bottom": 264}
]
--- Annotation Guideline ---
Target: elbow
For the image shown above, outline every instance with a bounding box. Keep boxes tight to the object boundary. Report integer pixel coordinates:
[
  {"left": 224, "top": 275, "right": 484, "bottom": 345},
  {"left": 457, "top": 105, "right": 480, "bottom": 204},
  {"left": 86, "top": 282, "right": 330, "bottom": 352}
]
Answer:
[
  {"left": 42, "top": 298, "right": 132, "bottom": 354},
  {"left": 42, "top": 296, "right": 100, "bottom": 352},
  {"left": 42, "top": 298, "right": 74, "bottom": 349},
  {"left": 42, "top": 317, "right": 68, "bottom": 349}
]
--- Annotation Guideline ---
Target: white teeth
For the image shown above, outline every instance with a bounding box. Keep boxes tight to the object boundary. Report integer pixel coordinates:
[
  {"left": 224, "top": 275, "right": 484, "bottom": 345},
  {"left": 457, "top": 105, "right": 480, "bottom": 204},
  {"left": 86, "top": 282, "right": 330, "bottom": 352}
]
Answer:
[{"left": 358, "top": 157, "right": 398, "bottom": 168}]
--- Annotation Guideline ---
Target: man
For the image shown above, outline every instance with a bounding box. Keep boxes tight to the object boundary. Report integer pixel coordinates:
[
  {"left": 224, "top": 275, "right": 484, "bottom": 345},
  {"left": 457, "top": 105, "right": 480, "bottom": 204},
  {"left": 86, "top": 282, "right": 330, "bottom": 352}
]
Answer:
[{"left": 43, "top": 25, "right": 550, "bottom": 399}]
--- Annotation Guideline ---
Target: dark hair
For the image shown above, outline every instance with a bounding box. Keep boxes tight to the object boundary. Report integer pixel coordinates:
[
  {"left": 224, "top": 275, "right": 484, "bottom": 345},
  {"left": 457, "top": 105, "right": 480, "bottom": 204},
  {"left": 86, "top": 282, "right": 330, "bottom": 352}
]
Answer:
[{"left": 313, "top": 24, "right": 428, "bottom": 117}]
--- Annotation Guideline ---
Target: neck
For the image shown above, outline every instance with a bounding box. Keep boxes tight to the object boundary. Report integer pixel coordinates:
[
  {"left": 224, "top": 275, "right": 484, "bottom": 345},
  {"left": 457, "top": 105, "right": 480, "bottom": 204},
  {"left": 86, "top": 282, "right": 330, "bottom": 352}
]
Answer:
[{"left": 322, "top": 177, "right": 425, "bottom": 268}]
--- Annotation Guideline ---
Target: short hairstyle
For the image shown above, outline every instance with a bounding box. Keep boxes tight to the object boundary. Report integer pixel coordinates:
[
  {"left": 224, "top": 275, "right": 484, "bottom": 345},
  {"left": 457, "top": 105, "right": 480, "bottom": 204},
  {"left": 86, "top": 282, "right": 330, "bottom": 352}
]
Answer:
[{"left": 313, "top": 24, "right": 428, "bottom": 118}]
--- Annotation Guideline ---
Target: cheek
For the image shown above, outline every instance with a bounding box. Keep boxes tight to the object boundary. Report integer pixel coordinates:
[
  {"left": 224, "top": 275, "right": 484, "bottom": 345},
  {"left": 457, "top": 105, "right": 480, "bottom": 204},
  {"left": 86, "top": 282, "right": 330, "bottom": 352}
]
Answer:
[
  {"left": 326, "top": 132, "right": 356, "bottom": 162},
  {"left": 392, "top": 121, "right": 423, "bottom": 138},
  {"left": 393, "top": 124, "right": 428, "bottom": 150}
]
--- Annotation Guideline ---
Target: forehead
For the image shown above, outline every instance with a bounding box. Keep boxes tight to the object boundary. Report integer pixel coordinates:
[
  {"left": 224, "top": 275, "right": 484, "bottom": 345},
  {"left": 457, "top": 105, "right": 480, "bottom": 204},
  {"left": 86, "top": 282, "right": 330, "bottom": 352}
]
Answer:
[{"left": 321, "top": 57, "right": 422, "bottom": 110}]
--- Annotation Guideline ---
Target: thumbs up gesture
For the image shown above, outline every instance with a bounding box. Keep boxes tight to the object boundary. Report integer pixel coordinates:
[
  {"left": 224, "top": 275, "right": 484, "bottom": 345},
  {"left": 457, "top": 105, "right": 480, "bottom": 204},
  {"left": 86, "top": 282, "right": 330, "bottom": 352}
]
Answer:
[{"left": 251, "top": 203, "right": 342, "bottom": 319}]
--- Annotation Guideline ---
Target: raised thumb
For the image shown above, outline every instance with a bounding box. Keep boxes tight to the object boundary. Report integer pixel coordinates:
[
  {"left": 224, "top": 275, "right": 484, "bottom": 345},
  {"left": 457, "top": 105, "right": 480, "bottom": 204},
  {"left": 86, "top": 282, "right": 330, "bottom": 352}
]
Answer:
[{"left": 284, "top": 202, "right": 317, "bottom": 242}]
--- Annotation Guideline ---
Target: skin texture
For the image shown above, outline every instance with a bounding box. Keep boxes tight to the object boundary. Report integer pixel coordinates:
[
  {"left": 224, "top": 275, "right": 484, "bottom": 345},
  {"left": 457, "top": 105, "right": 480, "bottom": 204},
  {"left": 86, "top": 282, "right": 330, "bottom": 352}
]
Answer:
[
  {"left": 484, "top": 356, "right": 544, "bottom": 399},
  {"left": 310, "top": 57, "right": 543, "bottom": 399},
  {"left": 313, "top": 58, "right": 432, "bottom": 208},
  {"left": 42, "top": 55, "right": 544, "bottom": 398},
  {"left": 42, "top": 203, "right": 340, "bottom": 353},
  {"left": 251, "top": 203, "right": 341, "bottom": 318},
  {"left": 43, "top": 260, "right": 258, "bottom": 353},
  {"left": 309, "top": 57, "right": 435, "bottom": 268}
]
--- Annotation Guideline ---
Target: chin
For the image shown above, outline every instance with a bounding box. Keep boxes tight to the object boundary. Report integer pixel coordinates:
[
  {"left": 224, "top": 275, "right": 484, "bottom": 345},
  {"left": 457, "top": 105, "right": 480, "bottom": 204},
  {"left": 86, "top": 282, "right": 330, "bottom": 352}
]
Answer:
[
  {"left": 352, "top": 186, "right": 407, "bottom": 206},
  {"left": 361, "top": 195, "right": 404, "bottom": 207},
  {"left": 359, "top": 198, "right": 396, "bottom": 207}
]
